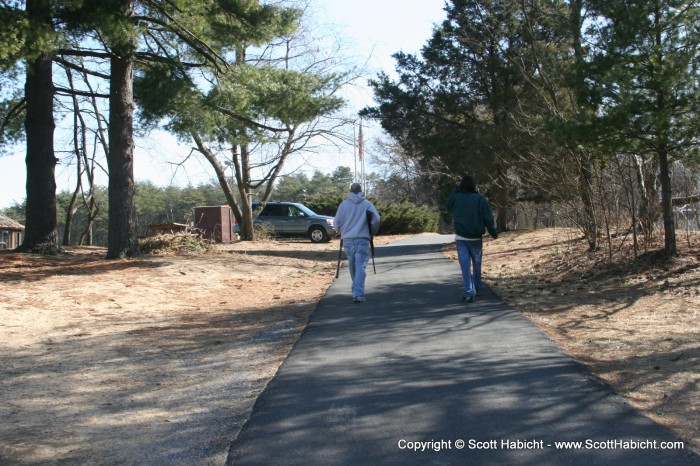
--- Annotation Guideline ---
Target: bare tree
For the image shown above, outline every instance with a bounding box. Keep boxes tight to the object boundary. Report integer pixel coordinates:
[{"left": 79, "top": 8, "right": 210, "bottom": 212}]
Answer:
[
  {"left": 60, "top": 66, "right": 107, "bottom": 246},
  {"left": 177, "top": 13, "right": 360, "bottom": 240}
]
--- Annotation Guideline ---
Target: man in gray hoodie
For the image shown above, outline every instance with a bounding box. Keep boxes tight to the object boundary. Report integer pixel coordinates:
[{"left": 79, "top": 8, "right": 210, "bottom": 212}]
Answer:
[{"left": 334, "top": 183, "right": 381, "bottom": 303}]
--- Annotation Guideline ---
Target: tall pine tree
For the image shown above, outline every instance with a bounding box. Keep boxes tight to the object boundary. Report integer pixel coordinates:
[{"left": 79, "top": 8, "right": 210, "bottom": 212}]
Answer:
[{"left": 589, "top": 0, "right": 700, "bottom": 256}]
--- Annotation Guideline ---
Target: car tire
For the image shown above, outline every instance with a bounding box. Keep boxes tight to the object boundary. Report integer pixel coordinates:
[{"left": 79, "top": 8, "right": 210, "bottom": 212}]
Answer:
[{"left": 308, "top": 225, "right": 330, "bottom": 243}]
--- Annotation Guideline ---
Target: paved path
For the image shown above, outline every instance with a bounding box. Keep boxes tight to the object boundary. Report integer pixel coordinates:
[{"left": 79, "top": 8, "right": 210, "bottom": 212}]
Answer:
[{"left": 227, "top": 235, "right": 698, "bottom": 465}]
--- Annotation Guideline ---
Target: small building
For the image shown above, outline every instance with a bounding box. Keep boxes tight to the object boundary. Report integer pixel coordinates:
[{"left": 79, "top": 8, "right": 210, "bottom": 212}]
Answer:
[
  {"left": 0, "top": 214, "right": 24, "bottom": 250},
  {"left": 192, "top": 205, "right": 237, "bottom": 243}
]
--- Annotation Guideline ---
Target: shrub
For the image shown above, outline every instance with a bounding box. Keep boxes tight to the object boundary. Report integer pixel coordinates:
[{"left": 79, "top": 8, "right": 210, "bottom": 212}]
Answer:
[
  {"left": 253, "top": 222, "right": 277, "bottom": 241},
  {"left": 305, "top": 193, "right": 344, "bottom": 217},
  {"left": 376, "top": 201, "right": 439, "bottom": 234},
  {"left": 307, "top": 195, "right": 438, "bottom": 235}
]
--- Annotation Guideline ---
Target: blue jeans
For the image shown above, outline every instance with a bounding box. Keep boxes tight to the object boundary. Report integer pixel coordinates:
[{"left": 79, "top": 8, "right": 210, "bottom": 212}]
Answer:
[
  {"left": 456, "top": 239, "right": 483, "bottom": 298},
  {"left": 343, "top": 238, "right": 371, "bottom": 298}
]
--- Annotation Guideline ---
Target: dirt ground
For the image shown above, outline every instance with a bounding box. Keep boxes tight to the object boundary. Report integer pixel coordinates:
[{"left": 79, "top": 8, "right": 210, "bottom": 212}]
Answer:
[
  {"left": 444, "top": 228, "right": 699, "bottom": 454},
  {"left": 0, "top": 235, "right": 404, "bottom": 465},
  {"left": 1, "top": 230, "right": 698, "bottom": 464}
]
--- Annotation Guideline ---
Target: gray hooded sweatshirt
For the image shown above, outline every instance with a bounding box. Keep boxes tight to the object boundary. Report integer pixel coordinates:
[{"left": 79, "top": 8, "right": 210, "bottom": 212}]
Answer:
[{"left": 333, "top": 191, "right": 381, "bottom": 240}]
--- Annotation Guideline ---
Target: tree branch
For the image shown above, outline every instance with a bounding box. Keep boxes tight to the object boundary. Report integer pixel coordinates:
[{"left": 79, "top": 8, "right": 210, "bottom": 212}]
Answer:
[
  {"left": 54, "top": 57, "right": 111, "bottom": 80},
  {"left": 212, "top": 105, "right": 288, "bottom": 133},
  {"left": 57, "top": 49, "right": 112, "bottom": 59},
  {"left": 54, "top": 87, "right": 110, "bottom": 99}
]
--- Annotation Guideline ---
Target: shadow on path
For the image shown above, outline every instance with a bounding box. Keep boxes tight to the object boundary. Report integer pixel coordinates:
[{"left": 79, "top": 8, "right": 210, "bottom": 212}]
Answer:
[{"left": 227, "top": 235, "right": 698, "bottom": 465}]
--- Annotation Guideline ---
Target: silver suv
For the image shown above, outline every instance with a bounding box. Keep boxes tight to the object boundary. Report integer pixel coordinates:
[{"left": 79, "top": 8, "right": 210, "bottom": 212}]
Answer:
[{"left": 252, "top": 201, "right": 337, "bottom": 243}]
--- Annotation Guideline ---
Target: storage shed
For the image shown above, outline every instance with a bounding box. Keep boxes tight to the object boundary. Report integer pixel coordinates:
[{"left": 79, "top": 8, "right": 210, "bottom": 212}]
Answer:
[
  {"left": 0, "top": 214, "right": 24, "bottom": 250},
  {"left": 192, "top": 205, "right": 237, "bottom": 243}
]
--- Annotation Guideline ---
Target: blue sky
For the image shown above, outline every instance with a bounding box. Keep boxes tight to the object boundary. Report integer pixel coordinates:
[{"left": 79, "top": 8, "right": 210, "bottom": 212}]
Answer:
[{"left": 0, "top": 0, "right": 447, "bottom": 210}]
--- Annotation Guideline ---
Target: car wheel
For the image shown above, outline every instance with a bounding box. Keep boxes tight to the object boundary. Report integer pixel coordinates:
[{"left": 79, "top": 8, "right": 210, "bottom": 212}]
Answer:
[{"left": 308, "top": 226, "right": 329, "bottom": 243}]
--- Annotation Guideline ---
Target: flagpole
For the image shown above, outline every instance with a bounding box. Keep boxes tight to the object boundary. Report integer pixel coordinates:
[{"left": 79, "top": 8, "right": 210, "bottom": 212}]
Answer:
[
  {"left": 353, "top": 122, "right": 357, "bottom": 182},
  {"left": 358, "top": 119, "right": 365, "bottom": 191}
]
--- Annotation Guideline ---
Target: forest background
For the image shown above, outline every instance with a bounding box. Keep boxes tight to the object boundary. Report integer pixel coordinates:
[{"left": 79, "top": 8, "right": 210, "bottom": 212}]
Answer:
[
  {"left": 2, "top": 165, "right": 440, "bottom": 246},
  {"left": 3, "top": 0, "right": 700, "bottom": 259}
]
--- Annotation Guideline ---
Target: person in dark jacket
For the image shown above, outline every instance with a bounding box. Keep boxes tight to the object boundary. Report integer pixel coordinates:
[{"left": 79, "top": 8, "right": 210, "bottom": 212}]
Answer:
[{"left": 446, "top": 174, "right": 498, "bottom": 303}]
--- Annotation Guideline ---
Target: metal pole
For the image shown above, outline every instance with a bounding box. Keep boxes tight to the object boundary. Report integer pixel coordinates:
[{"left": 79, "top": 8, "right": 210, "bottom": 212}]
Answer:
[{"left": 335, "top": 239, "right": 344, "bottom": 278}]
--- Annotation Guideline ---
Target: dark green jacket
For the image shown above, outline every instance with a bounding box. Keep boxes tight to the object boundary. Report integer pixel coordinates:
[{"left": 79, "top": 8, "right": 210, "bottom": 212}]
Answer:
[{"left": 446, "top": 191, "right": 498, "bottom": 239}]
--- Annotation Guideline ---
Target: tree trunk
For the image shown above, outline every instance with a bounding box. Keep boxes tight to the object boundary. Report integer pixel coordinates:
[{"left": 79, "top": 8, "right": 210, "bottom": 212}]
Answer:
[
  {"left": 19, "top": 0, "right": 60, "bottom": 254},
  {"left": 494, "top": 162, "right": 510, "bottom": 232},
  {"left": 80, "top": 198, "right": 97, "bottom": 246},
  {"left": 658, "top": 148, "right": 676, "bottom": 256},
  {"left": 569, "top": 0, "right": 598, "bottom": 251},
  {"left": 634, "top": 155, "right": 659, "bottom": 237},
  {"left": 106, "top": 0, "right": 139, "bottom": 258},
  {"left": 576, "top": 150, "right": 598, "bottom": 251},
  {"left": 63, "top": 66, "right": 88, "bottom": 246},
  {"left": 236, "top": 144, "right": 256, "bottom": 241},
  {"left": 63, "top": 184, "right": 80, "bottom": 246}
]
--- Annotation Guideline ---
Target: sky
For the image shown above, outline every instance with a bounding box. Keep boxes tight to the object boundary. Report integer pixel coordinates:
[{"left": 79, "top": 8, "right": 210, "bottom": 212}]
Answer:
[{"left": 0, "top": 0, "right": 447, "bottom": 210}]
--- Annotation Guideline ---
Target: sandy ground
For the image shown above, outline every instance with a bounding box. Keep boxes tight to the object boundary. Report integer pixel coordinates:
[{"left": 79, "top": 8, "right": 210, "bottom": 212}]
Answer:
[
  {"left": 1, "top": 230, "right": 698, "bottom": 464},
  {"left": 447, "top": 228, "right": 699, "bottom": 454},
  {"left": 0, "top": 236, "right": 404, "bottom": 465}
]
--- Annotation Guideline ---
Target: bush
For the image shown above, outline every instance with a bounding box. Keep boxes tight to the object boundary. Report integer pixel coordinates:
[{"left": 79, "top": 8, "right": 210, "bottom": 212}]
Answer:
[
  {"left": 376, "top": 201, "right": 439, "bottom": 234},
  {"left": 305, "top": 193, "right": 344, "bottom": 216},
  {"left": 253, "top": 222, "right": 277, "bottom": 241},
  {"left": 307, "top": 195, "right": 438, "bottom": 235}
]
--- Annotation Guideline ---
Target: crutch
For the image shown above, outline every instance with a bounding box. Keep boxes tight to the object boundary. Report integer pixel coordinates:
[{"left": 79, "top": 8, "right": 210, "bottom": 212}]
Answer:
[
  {"left": 366, "top": 211, "right": 376, "bottom": 274},
  {"left": 335, "top": 239, "right": 344, "bottom": 278}
]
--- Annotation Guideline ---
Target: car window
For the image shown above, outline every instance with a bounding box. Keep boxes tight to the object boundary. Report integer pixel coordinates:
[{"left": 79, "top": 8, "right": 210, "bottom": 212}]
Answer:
[
  {"left": 296, "top": 205, "right": 316, "bottom": 216},
  {"left": 265, "top": 205, "right": 290, "bottom": 216},
  {"left": 289, "top": 206, "right": 305, "bottom": 217},
  {"left": 258, "top": 203, "right": 317, "bottom": 217}
]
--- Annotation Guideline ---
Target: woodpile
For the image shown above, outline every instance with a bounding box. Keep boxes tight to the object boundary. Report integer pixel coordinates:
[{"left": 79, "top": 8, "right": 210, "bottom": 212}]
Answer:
[{"left": 139, "top": 233, "right": 211, "bottom": 254}]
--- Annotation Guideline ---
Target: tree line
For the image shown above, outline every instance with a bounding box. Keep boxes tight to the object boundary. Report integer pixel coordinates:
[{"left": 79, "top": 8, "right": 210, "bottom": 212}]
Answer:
[
  {"left": 3, "top": 181, "right": 224, "bottom": 247},
  {"left": 363, "top": 0, "right": 700, "bottom": 257},
  {"left": 1, "top": 166, "right": 439, "bottom": 247}
]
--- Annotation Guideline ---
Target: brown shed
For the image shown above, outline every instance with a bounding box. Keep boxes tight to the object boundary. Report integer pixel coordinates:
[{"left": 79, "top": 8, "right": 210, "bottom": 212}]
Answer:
[
  {"left": 192, "top": 205, "right": 237, "bottom": 243},
  {"left": 0, "top": 214, "right": 24, "bottom": 250}
]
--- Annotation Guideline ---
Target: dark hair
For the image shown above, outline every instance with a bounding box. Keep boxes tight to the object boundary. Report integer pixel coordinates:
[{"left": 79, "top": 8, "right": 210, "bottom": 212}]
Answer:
[{"left": 458, "top": 174, "right": 477, "bottom": 193}]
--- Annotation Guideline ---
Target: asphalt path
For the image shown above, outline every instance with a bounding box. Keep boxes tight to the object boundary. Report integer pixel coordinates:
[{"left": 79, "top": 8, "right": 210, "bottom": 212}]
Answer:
[{"left": 226, "top": 234, "right": 699, "bottom": 465}]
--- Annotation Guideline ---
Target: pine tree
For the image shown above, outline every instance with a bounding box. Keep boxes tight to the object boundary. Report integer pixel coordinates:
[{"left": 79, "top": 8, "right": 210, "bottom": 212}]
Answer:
[
  {"left": 589, "top": 0, "right": 700, "bottom": 256},
  {"left": 135, "top": 9, "right": 346, "bottom": 241}
]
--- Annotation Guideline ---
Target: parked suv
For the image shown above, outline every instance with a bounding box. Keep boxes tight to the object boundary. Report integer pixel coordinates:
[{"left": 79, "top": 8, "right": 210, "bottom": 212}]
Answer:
[{"left": 250, "top": 201, "right": 336, "bottom": 243}]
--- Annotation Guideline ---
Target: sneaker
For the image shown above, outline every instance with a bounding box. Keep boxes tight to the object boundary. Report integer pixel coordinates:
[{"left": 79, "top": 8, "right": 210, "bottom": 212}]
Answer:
[
  {"left": 353, "top": 296, "right": 366, "bottom": 303},
  {"left": 462, "top": 296, "right": 474, "bottom": 303}
]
